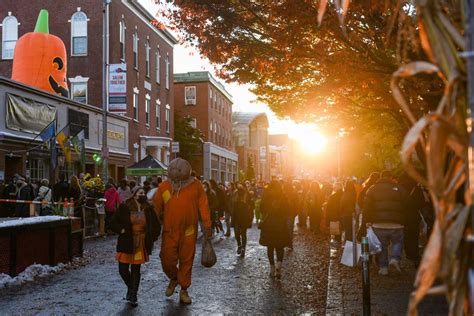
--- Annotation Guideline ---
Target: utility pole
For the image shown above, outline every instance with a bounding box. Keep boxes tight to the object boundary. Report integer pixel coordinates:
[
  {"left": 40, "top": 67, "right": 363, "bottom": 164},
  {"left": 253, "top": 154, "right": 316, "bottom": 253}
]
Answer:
[{"left": 102, "top": 0, "right": 111, "bottom": 180}]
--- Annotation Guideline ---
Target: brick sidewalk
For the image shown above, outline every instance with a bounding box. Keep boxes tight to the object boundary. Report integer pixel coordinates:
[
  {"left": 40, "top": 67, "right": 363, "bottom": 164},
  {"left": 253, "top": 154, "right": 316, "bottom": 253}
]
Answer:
[{"left": 327, "top": 241, "right": 448, "bottom": 315}]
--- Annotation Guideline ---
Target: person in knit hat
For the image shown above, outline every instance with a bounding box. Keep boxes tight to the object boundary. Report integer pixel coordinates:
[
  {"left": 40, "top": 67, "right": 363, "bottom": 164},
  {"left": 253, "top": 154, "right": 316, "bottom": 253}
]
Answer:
[{"left": 153, "top": 158, "right": 212, "bottom": 304}]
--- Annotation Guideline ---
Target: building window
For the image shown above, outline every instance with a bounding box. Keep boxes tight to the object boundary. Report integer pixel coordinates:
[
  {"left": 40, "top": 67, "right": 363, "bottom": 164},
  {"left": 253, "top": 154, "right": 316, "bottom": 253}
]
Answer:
[
  {"left": 29, "top": 159, "right": 48, "bottom": 183},
  {"left": 134, "top": 147, "right": 139, "bottom": 163},
  {"left": 133, "top": 31, "right": 139, "bottom": 69},
  {"left": 133, "top": 89, "right": 139, "bottom": 121},
  {"left": 214, "top": 93, "right": 217, "bottom": 106},
  {"left": 189, "top": 117, "right": 197, "bottom": 128},
  {"left": 165, "top": 54, "right": 170, "bottom": 90},
  {"left": 145, "top": 40, "right": 150, "bottom": 77},
  {"left": 145, "top": 95, "right": 150, "bottom": 126},
  {"left": 185, "top": 86, "right": 196, "bottom": 105},
  {"left": 156, "top": 100, "right": 161, "bottom": 130},
  {"left": 165, "top": 104, "right": 170, "bottom": 133},
  {"left": 69, "top": 76, "right": 89, "bottom": 103},
  {"left": 119, "top": 20, "right": 125, "bottom": 61},
  {"left": 1, "top": 15, "right": 18, "bottom": 60},
  {"left": 156, "top": 49, "right": 161, "bottom": 84},
  {"left": 71, "top": 11, "right": 88, "bottom": 56},
  {"left": 210, "top": 121, "right": 213, "bottom": 133}
]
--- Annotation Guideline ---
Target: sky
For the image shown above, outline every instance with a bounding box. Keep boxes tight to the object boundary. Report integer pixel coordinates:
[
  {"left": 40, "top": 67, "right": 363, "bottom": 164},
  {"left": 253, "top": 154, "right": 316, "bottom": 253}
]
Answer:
[{"left": 138, "top": 0, "right": 306, "bottom": 135}]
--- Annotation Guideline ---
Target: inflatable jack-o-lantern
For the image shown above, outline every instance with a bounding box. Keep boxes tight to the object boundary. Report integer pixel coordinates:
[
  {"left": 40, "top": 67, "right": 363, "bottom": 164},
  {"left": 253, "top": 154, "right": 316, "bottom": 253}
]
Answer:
[{"left": 11, "top": 9, "right": 69, "bottom": 97}]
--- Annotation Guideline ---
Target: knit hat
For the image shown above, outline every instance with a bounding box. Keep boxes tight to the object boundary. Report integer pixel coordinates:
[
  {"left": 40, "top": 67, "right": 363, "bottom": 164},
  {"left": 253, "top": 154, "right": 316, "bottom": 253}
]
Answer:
[{"left": 131, "top": 186, "right": 142, "bottom": 197}]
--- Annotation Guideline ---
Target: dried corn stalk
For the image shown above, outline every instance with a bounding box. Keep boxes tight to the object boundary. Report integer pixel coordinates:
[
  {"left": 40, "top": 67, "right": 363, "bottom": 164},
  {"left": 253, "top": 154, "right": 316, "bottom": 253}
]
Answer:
[{"left": 392, "top": 1, "right": 470, "bottom": 315}]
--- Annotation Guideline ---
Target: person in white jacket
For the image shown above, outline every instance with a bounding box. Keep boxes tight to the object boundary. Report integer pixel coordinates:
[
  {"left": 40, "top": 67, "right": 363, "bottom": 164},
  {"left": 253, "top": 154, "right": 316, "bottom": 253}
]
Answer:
[{"left": 36, "top": 179, "right": 53, "bottom": 216}]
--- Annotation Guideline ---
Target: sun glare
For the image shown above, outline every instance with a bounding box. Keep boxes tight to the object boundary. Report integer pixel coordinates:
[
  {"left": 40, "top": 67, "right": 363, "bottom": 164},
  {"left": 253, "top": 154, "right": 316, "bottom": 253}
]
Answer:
[{"left": 288, "top": 123, "right": 328, "bottom": 155}]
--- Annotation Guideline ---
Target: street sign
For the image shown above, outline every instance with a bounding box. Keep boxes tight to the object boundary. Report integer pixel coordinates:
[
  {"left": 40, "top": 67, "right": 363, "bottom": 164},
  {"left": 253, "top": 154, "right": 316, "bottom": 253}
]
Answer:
[{"left": 171, "top": 142, "right": 180, "bottom": 153}]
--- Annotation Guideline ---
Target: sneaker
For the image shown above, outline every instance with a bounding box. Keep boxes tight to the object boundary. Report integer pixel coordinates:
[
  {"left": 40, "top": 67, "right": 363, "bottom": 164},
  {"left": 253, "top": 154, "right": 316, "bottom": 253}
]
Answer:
[
  {"left": 275, "top": 261, "right": 282, "bottom": 279},
  {"left": 165, "top": 279, "right": 178, "bottom": 297},
  {"left": 378, "top": 267, "right": 388, "bottom": 276},
  {"left": 269, "top": 265, "right": 275, "bottom": 277},
  {"left": 389, "top": 259, "right": 402, "bottom": 273},
  {"left": 179, "top": 289, "right": 192, "bottom": 304}
]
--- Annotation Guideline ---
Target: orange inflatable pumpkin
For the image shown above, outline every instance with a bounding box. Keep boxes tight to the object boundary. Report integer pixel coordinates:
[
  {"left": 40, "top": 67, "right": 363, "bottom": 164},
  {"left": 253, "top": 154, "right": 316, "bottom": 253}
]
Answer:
[{"left": 11, "top": 9, "right": 69, "bottom": 97}]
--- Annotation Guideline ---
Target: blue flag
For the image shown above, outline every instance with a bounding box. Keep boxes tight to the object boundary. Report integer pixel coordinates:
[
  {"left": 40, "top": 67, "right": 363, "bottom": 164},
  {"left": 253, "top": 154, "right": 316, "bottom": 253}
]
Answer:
[{"left": 39, "top": 122, "right": 56, "bottom": 142}]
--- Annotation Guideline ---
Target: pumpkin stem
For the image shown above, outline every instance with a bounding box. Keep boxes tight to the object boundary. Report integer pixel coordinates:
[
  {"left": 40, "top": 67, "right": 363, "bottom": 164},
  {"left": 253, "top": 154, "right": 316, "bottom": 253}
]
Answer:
[{"left": 34, "top": 10, "right": 49, "bottom": 34}]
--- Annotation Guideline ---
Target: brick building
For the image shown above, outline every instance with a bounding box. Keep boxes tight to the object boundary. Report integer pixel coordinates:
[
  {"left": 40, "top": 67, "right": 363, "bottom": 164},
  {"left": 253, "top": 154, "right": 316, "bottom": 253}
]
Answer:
[
  {"left": 174, "top": 72, "right": 238, "bottom": 181},
  {"left": 0, "top": 0, "right": 177, "bottom": 181}
]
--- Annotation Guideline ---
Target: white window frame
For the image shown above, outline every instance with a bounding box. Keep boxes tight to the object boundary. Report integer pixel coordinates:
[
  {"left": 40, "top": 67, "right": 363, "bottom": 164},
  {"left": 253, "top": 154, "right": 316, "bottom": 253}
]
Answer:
[
  {"left": 1, "top": 14, "right": 19, "bottom": 60},
  {"left": 155, "top": 49, "right": 161, "bottom": 84},
  {"left": 165, "top": 104, "right": 170, "bottom": 133},
  {"left": 133, "top": 30, "right": 139, "bottom": 69},
  {"left": 189, "top": 117, "right": 197, "bottom": 129},
  {"left": 145, "top": 94, "right": 150, "bottom": 126},
  {"left": 156, "top": 100, "right": 161, "bottom": 130},
  {"left": 185, "top": 86, "right": 196, "bottom": 105},
  {"left": 165, "top": 54, "right": 170, "bottom": 90},
  {"left": 145, "top": 39, "right": 150, "bottom": 77},
  {"left": 133, "top": 87, "right": 139, "bottom": 121},
  {"left": 210, "top": 120, "right": 213, "bottom": 133},
  {"left": 70, "top": 10, "right": 88, "bottom": 56},
  {"left": 69, "top": 75, "right": 89, "bottom": 104},
  {"left": 119, "top": 20, "right": 126, "bottom": 61}
]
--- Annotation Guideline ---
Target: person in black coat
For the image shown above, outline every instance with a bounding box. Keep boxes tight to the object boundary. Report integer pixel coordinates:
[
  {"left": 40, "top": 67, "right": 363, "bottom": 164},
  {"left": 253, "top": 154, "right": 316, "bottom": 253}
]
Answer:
[
  {"left": 259, "top": 181, "right": 290, "bottom": 279},
  {"left": 110, "top": 186, "right": 160, "bottom": 307},
  {"left": 233, "top": 185, "right": 253, "bottom": 257},
  {"left": 14, "top": 177, "right": 34, "bottom": 217}
]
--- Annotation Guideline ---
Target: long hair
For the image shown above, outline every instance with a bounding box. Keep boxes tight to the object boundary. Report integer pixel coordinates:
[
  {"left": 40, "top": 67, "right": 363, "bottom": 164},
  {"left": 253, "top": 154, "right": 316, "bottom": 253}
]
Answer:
[
  {"left": 70, "top": 176, "right": 82, "bottom": 195},
  {"left": 125, "top": 186, "right": 147, "bottom": 212},
  {"left": 363, "top": 172, "right": 380, "bottom": 188}
]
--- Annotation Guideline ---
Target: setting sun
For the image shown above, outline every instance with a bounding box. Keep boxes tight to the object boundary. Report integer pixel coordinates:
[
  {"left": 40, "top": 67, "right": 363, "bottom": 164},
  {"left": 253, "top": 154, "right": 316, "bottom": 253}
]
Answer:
[{"left": 288, "top": 123, "right": 328, "bottom": 154}]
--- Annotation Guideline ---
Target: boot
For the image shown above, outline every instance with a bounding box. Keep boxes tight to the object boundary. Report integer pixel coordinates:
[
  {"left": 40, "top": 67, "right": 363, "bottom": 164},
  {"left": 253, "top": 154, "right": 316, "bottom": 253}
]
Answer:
[
  {"left": 165, "top": 279, "right": 178, "bottom": 297},
  {"left": 237, "top": 245, "right": 242, "bottom": 255},
  {"left": 269, "top": 265, "right": 275, "bottom": 277},
  {"left": 128, "top": 271, "right": 140, "bottom": 307},
  {"left": 240, "top": 247, "right": 245, "bottom": 258},
  {"left": 275, "top": 261, "right": 282, "bottom": 279},
  {"left": 179, "top": 289, "right": 192, "bottom": 304}
]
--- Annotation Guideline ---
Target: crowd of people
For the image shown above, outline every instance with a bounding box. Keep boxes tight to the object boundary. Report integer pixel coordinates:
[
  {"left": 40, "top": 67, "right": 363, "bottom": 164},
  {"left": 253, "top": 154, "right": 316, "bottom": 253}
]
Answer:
[{"left": 0, "top": 160, "right": 435, "bottom": 306}]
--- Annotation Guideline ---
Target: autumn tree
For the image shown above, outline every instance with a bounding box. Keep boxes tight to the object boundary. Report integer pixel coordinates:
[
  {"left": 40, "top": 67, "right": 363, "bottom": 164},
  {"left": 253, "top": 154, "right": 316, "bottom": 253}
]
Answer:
[
  {"left": 173, "top": 113, "right": 204, "bottom": 162},
  {"left": 155, "top": 0, "right": 439, "bottom": 174}
]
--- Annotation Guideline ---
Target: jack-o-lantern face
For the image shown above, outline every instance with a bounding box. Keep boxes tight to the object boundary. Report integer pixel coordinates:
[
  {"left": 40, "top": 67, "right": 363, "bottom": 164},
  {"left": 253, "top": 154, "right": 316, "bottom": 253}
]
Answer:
[
  {"left": 11, "top": 10, "right": 69, "bottom": 97},
  {"left": 168, "top": 158, "right": 192, "bottom": 181}
]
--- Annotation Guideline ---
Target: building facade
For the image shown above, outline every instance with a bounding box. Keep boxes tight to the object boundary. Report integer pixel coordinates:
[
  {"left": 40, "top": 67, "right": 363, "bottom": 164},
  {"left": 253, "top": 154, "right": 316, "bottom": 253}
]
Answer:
[
  {"left": 0, "top": 0, "right": 177, "bottom": 179},
  {"left": 268, "top": 134, "right": 296, "bottom": 180},
  {"left": 174, "top": 72, "right": 237, "bottom": 181},
  {"left": 232, "top": 112, "right": 270, "bottom": 181}
]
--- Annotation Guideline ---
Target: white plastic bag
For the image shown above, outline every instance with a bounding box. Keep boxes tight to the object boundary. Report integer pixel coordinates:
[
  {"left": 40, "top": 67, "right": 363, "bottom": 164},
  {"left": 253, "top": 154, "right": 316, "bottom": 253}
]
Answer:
[
  {"left": 367, "top": 227, "right": 382, "bottom": 255},
  {"left": 340, "top": 240, "right": 361, "bottom": 267}
]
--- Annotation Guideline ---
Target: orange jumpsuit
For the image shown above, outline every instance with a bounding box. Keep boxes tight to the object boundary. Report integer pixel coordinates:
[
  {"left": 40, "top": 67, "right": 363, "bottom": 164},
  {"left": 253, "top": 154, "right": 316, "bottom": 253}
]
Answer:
[{"left": 153, "top": 179, "right": 211, "bottom": 289}]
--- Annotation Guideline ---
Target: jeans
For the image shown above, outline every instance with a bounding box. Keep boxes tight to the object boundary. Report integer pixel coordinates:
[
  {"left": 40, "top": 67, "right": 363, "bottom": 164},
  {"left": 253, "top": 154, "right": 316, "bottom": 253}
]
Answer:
[{"left": 373, "top": 227, "right": 404, "bottom": 268}]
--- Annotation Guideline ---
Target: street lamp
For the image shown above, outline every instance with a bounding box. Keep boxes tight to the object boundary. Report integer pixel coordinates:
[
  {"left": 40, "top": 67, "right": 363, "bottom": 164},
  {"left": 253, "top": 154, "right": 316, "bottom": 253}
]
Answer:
[{"left": 101, "top": 0, "right": 111, "bottom": 181}]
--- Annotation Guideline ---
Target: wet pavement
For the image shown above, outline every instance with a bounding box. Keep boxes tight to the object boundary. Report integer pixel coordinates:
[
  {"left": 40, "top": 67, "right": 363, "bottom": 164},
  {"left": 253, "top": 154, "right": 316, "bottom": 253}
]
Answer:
[{"left": 0, "top": 224, "right": 329, "bottom": 315}]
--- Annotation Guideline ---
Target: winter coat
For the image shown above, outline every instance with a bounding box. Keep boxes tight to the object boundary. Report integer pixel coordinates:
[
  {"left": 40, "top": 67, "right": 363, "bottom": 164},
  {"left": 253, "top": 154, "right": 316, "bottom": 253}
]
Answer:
[
  {"left": 110, "top": 202, "right": 161, "bottom": 255},
  {"left": 53, "top": 181, "right": 69, "bottom": 202},
  {"left": 259, "top": 191, "right": 290, "bottom": 248},
  {"left": 104, "top": 187, "right": 121, "bottom": 213},
  {"left": 364, "top": 178, "right": 408, "bottom": 225},
  {"left": 215, "top": 187, "right": 227, "bottom": 217},
  {"left": 232, "top": 196, "right": 253, "bottom": 229},
  {"left": 35, "top": 185, "right": 53, "bottom": 215},
  {"left": 340, "top": 190, "right": 356, "bottom": 218},
  {"left": 206, "top": 190, "right": 219, "bottom": 219},
  {"left": 15, "top": 184, "right": 34, "bottom": 217},
  {"left": 326, "top": 190, "right": 343, "bottom": 222}
]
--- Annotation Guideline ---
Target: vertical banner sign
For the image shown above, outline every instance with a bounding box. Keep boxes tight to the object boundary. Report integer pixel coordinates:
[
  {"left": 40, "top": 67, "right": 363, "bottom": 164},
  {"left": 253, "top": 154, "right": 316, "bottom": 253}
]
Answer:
[{"left": 109, "top": 64, "right": 127, "bottom": 114}]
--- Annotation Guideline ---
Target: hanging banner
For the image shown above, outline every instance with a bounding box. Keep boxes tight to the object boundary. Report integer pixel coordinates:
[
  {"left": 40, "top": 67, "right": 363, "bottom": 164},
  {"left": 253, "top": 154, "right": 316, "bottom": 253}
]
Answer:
[
  {"left": 108, "top": 64, "right": 127, "bottom": 114},
  {"left": 6, "top": 93, "right": 56, "bottom": 134}
]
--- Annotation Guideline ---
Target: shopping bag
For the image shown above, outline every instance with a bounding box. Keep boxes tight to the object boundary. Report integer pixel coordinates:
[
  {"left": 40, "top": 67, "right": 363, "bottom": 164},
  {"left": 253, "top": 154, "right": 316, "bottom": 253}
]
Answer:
[
  {"left": 329, "top": 221, "right": 340, "bottom": 235},
  {"left": 367, "top": 227, "right": 382, "bottom": 255},
  {"left": 201, "top": 237, "right": 217, "bottom": 268},
  {"left": 340, "top": 240, "right": 361, "bottom": 267}
]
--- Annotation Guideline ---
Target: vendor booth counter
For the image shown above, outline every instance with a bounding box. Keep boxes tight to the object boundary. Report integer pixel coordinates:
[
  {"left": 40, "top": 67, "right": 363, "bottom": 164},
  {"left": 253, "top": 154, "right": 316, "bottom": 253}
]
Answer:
[{"left": 0, "top": 216, "right": 83, "bottom": 277}]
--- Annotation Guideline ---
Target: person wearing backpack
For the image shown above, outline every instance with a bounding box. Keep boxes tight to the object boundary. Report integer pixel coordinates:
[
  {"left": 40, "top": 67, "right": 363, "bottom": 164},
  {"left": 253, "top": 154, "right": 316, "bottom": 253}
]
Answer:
[{"left": 35, "top": 179, "right": 53, "bottom": 216}]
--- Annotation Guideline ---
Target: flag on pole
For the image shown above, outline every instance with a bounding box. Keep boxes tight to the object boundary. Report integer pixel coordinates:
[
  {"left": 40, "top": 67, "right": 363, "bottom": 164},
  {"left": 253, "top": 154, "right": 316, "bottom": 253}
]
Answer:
[
  {"left": 50, "top": 137, "right": 57, "bottom": 170},
  {"left": 71, "top": 129, "right": 85, "bottom": 154},
  {"left": 56, "top": 125, "right": 71, "bottom": 162},
  {"left": 39, "top": 121, "right": 56, "bottom": 142}
]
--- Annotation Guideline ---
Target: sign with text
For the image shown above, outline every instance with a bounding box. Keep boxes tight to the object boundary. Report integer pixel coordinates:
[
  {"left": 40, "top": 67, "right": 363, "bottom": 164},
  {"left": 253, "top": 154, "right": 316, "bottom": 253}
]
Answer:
[
  {"left": 171, "top": 142, "right": 180, "bottom": 153},
  {"left": 108, "top": 64, "right": 127, "bottom": 114}
]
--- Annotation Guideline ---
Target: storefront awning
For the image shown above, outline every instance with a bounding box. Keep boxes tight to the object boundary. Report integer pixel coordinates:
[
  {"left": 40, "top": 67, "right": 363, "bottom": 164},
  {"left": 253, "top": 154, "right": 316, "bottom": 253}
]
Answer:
[{"left": 126, "top": 155, "right": 168, "bottom": 176}]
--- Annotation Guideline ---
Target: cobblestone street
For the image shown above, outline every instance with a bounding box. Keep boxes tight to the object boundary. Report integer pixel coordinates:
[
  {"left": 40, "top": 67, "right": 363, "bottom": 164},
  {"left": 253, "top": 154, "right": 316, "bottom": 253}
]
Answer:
[{"left": 0, "top": 224, "right": 329, "bottom": 315}]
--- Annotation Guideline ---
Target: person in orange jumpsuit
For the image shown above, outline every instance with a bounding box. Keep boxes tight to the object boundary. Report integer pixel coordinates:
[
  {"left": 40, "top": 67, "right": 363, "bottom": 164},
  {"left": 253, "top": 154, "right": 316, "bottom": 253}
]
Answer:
[{"left": 153, "top": 158, "right": 212, "bottom": 304}]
